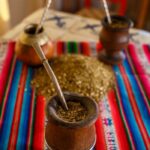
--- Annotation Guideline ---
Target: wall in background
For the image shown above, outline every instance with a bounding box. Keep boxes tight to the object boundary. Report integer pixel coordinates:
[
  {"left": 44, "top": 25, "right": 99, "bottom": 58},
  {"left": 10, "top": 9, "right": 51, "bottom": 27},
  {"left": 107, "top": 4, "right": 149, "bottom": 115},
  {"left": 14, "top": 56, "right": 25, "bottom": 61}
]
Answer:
[
  {"left": 4, "top": 0, "right": 150, "bottom": 31},
  {"left": 8, "top": 0, "right": 44, "bottom": 27},
  {"left": 54, "top": 0, "right": 150, "bottom": 30},
  {"left": 145, "top": 3, "right": 150, "bottom": 30},
  {"left": 0, "top": 0, "right": 10, "bottom": 36}
]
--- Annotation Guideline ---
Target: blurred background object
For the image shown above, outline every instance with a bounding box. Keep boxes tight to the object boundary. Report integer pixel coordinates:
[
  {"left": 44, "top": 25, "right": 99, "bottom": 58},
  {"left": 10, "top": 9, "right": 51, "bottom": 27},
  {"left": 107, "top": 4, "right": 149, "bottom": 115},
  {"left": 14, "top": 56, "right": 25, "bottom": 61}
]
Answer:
[
  {"left": 0, "top": 0, "right": 150, "bottom": 37},
  {"left": 8, "top": 0, "right": 45, "bottom": 27},
  {"left": 0, "top": 0, "right": 10, "bottom": 36},
  {"left": 59, "top": 0, "right": 149, "bottom": 29}
]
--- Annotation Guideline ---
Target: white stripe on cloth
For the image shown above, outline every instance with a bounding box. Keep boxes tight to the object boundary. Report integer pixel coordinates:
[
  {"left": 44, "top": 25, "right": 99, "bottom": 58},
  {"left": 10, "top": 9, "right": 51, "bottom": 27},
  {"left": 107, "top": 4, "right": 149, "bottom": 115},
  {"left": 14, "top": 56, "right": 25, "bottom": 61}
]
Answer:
[
  {"left": 0, "top": 42, "right": 8, "bottom": 73},
  {"left": 99, "top": 96, "right": 119, "bottom": 150}
]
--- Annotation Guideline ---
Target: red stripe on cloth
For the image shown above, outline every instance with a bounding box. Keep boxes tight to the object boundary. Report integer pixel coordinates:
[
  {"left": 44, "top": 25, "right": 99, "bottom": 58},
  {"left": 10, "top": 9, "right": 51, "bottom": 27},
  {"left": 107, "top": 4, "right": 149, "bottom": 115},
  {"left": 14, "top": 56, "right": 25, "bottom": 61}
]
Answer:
[
  {"left": 128, "top": 44, "right": 150, "bottom": 100},
  {"left": 57, "top": 41, "right": 63, "bottom": 56},
  {"left": 119, "top": 65, "right": 150, "bottom": 149},
  {"left": 84, "top": 0, "right": 91, "bottom": 8},
  {"left": 26, "top": 89, "right": 36, "bottom": 150},
  {"left": 95, "top": 116, "right": 107, "bottom": 150},
  {"left": 107, "top": 90, "right": 130, "bottom": 150},
  {"left": 143, "top": 45, "right": 150, "bottom": 63},
  {"left": 96, "top": 42, "right": 103, "bottom": 53},
  {"left": 81, "top": 42, "right": 90, "bottom": 56},
  {"left": 0, "top": 57, "right": 17, "bottom": 127},
  {"left": 8, "top": 65, "right": 28, "bottom": 150},
  {"left": 32, "top": 95, "right": 45, "bottom": 150},
  {"left": 110, "top": 0, "right": 127, "bottom": 15},
  {"left": 0, "top": 42, "right": 15, "bottom": 104},
  {"left": 118, "top": 0, "right": 127, "bottom": 16}
]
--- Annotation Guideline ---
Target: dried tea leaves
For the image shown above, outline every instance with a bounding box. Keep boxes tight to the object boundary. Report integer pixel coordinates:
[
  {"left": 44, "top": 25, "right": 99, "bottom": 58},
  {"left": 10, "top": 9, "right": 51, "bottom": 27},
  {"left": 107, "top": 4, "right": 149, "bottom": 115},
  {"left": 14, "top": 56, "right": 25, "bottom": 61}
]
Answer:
[
  {"left": 57, "top": 101, "right": 87, "bottom": 122},
  {"left": 31, "top": 54, "right": 115, "bottom": 102},
  {"left": 110, "top": 19, "right": 129, "bottom": 29}
]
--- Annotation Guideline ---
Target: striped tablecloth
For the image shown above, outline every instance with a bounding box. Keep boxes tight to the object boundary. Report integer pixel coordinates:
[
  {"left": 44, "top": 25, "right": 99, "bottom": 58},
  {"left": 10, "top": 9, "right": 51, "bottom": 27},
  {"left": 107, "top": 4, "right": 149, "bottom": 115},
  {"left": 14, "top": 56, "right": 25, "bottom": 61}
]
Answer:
[{"left": 0, "top": 41, "right": 150, "bottom": 150}]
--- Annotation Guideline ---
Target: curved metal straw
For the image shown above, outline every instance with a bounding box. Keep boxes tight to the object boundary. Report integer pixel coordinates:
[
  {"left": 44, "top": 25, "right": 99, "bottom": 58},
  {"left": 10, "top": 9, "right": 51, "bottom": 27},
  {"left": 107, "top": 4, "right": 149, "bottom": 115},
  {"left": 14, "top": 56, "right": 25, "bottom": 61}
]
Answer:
[
  {"left": 102, "top": 0, "right": 112, "bottom": 24},
  {"left": 36, "top": 0, "right": 52, "bottom": 34},
  {"left": 32, "top": 42, "right": 68, "bottom": 110}
]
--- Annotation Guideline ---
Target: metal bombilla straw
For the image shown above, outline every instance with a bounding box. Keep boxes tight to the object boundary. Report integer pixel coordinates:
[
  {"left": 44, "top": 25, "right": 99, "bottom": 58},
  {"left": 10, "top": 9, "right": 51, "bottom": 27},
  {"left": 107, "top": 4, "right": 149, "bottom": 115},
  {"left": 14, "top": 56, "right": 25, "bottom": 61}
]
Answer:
[
  {"left": 32, "top": 42, "right": 68, "bottom": 110},
  {"left": 35, "top": 0, "right": 52, "bottom": 34},
  {"left": 102, "top": 0, "right": 112, "bottom": 24}
]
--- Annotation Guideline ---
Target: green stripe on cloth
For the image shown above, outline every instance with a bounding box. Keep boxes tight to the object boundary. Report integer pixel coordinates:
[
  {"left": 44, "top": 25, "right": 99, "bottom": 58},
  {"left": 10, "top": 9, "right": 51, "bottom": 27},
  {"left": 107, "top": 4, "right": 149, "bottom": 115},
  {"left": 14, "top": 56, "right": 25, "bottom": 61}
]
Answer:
[
  {"left": 126, "top": 46, "right": 150, "bottom": 106},
  {"left": 115, "top": 88, "right": 134, "bottom": 149},
  {"left": 29, "top": 90, "right": 37, "bottom": 149},
  {"left": 67, "top": 42, "right": 78, "bottom": 54},
  {"left": 0, "top": 56, "right": 16, "bottom": 117},
  {"left": 0, "top": 60, "right": 23, "bottom": 150}
]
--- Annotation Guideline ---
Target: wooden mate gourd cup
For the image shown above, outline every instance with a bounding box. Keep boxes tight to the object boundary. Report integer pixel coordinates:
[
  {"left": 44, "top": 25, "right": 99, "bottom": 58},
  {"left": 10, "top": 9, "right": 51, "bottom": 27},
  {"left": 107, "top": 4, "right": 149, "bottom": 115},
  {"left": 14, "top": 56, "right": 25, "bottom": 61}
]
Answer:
[
  {"left": 15, "top": 24, "right": 54, "bottom": 66},
  {"left": 99, "top": 15, "right": 133, "bottom": 65},
  {"left": 45, "top": 92, "right": 99, "bottom": 150}
]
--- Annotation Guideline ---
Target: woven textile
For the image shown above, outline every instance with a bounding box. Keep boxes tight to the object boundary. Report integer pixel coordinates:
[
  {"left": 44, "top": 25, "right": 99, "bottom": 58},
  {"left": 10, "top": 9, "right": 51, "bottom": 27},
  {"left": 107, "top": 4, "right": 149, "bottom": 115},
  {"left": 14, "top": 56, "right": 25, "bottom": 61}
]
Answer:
[
  {"left": 0, "top": 42, "right": 45, "bottom": 150},
  {"left": 0, "top": 41, "right": 149, "bottom": 150}
]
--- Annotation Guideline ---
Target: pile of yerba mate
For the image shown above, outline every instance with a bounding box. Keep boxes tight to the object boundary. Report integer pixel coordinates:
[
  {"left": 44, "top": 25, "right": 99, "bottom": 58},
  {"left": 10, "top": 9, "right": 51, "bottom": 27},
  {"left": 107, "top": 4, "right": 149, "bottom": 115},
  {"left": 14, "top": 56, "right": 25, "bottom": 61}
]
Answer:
[{"left": 31, "top": 54, "right": 115, "bottom": 102}]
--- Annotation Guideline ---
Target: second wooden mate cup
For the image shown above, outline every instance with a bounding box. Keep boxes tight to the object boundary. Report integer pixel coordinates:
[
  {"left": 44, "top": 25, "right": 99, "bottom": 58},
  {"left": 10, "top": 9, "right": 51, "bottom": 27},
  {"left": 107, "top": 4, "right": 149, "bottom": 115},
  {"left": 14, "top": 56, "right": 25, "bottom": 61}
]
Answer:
[{"left": 99, "top": 15, "right": 133, "bottom": 65}]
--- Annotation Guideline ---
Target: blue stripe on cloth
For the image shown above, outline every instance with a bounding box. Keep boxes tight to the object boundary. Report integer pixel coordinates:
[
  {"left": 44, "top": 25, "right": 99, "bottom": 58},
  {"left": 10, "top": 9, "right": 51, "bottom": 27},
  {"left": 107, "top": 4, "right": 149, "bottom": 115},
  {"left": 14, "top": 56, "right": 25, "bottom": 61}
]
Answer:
[
  {"left": 16, "top": 67, "right": 33, "bottom": 150},
  {"left": 113, "top": 65, "right": 146, "bottom": 150},
  {"left": 123, "top": 59, "right": 150, "bottom": 136},
  {"left": 0, "top": 60, "right": 23, "bottom": 150}
]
